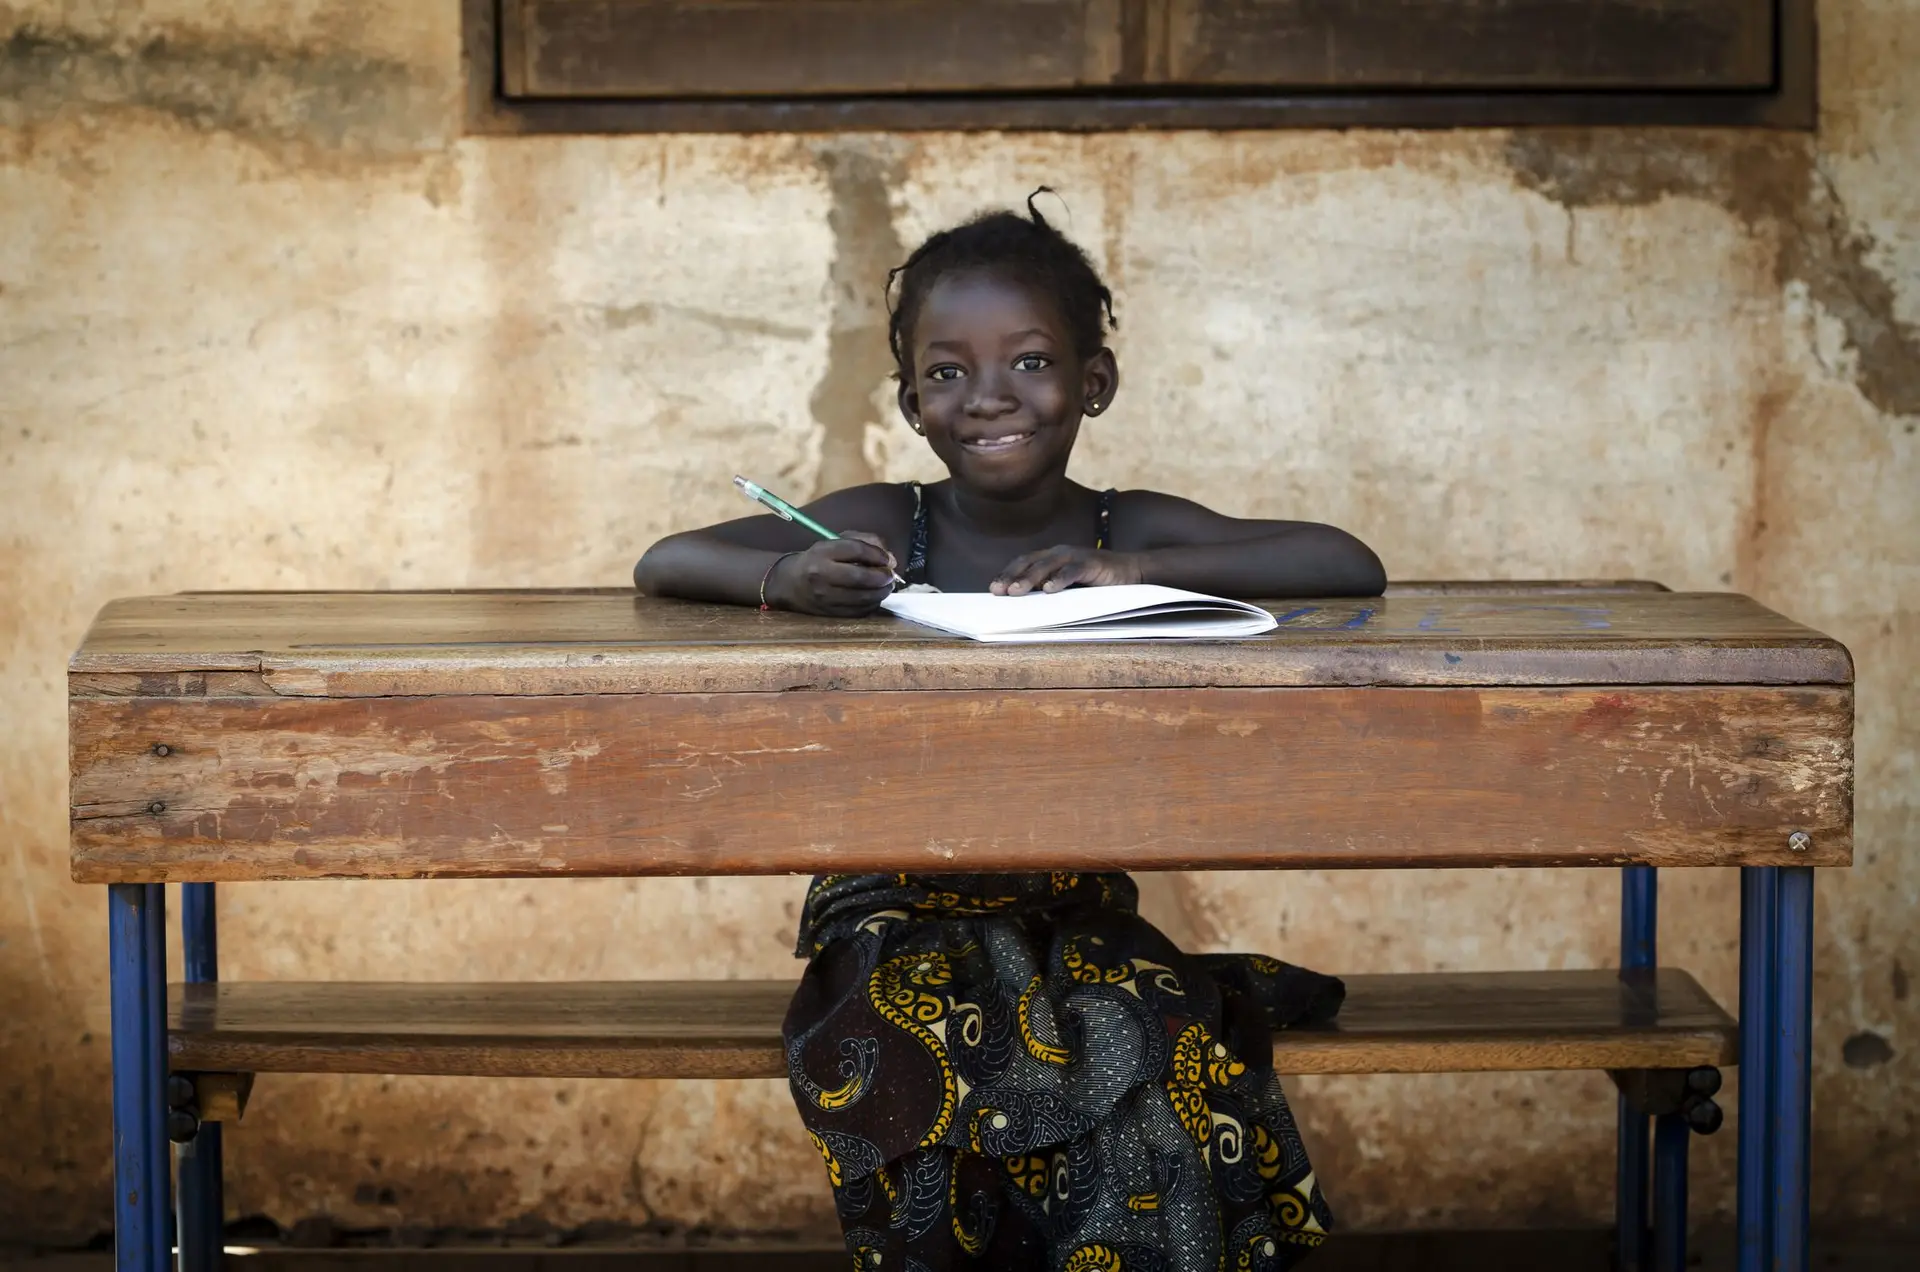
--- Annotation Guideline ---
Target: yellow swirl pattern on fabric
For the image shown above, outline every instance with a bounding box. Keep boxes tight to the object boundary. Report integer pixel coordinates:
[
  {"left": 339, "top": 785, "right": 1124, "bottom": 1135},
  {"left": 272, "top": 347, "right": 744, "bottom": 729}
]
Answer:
[
  {"left": 1004, "top": 1154, "right": 1050, "bottom": 1198},
  {"left": 868, "top": 952, "right": 958, "bottom": 1148},
  {"left": 1167, "top": 1021, "right": 1237, "bottom": 1150},
  {"left": 1236, "top": 1231, "right": 1281, "bottom": 1270},
  {"left": 807, "top": 1130, "right": 842, "bottom": 1187},
  {"left": 948, "top": 1155, "right": 988, "bottom": 1255},
  {"left": 1206, "top": 1042, "right": 1246, "bottom": 1086},
  {"left": 1169, "top": 1021, "right": 1207, "bottom": 1086},
  {"left": 1061, "top": 935, "right": 1137, "bottom": 985},
  {"left": 1253, "top": 1124, "right": 1284, "bottom": 1182},
  {"left": 796, "top": 1041, "right": 872, "bottom": 1111},
  {"left": 1166, "top": 1079, "right": 1212, "bottom": 1148},
  {"left": 1063, "top": 1244, "right": 1125, "bottom": 1271},
  {"left": 1125, "top": 1191, "right": 1160, "bottom": 1212},
  {"left": 810, "top": 1075, "right": 862, "bottom": 1111},
  {"left": 1016, "top": 974, "right": 1072, "bottom": 1065},
  {"left": 914, "top": 886, "right": 1021, "bottom": 914},
  {"left": 966, "top": 1105, "right": 996, "bottom": 1154}
]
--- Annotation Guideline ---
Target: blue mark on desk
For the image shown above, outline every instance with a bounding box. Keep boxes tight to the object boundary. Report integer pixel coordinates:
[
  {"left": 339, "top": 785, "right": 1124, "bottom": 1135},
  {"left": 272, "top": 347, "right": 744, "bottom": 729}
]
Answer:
[
  {"left": 1498, "top": 604, "right": 1614, "bottom": 630},
  {"left": 1444, "top": 652, "right": 1462, "bottom": 664},
  {"left": 1341, "top": 607, "right": 1376, "bottom": 629},
  {"left": 1271, "top": 606, "right": 1320, "bottom": 626},
  {"left": 1410, "top": 602, "right": 1616, "bottom": 633}
]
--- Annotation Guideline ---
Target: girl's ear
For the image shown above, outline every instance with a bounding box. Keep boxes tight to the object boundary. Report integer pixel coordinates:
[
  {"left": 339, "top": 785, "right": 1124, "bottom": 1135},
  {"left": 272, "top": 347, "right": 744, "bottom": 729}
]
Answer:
[
  {"left": 896, "top": 379, "right": 926, "bottom": 436},
  {"left": 1081, "top": 347, "right": 1119, "bottom": 418}
]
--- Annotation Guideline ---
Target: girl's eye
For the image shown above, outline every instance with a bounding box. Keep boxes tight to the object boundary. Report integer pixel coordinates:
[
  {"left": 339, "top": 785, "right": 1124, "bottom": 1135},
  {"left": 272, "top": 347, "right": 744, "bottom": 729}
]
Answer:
[
  {"left": 1014, "top": 354, "right": 1051, "bottom": 372},
  {"left": 928, "top": 365, "right": 963, "bottom": 382}
]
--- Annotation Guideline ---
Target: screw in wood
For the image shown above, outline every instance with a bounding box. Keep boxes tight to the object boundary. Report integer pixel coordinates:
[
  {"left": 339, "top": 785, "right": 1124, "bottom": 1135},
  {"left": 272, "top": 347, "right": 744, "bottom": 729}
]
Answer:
[
  {"left": 152, "top": 743, "right": 171, "bottom": 757},
  {"left": 1788, "top": 830, "right": 1811, "bottom": 852},
  {"left": 148, "top": 801, "right": 166, "bottom": 815}
]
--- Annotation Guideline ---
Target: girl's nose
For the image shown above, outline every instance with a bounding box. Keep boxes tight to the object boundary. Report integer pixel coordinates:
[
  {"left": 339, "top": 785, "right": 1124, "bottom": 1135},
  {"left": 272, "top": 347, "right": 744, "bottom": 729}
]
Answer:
[{"left": 965, "top": 371, "right": 1018, "bottom": 418}]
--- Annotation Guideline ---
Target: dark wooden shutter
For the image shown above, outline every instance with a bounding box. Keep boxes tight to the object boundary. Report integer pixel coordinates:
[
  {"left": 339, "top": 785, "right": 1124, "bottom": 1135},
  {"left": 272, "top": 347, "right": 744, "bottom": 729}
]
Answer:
[
  {"left": 501, "top": 1, "right": 1125, "bottom": 97},
  {"left": 470, "top": 0, "right": 1812, "bottom": 130},
  {"left": 1163, "top": 1, "right": 1776, "bottom": 90}
]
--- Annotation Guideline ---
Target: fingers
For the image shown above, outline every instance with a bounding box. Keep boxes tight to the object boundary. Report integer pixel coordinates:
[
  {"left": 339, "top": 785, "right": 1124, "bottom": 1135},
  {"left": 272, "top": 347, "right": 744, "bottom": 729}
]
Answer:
[
  {"left": 993, "top": 547, "right": 1080, "bottom": 596},
  {"left": 1038, "top": 561, "right": 1090, "bottom": 592},
  {"left": 783, "top": 537, "right": 894, "bottom": 616},
  {"left": 817, "top": 559, "right": 895, "bottom": 592},
  {"left": 831, "top": 531, "right": 897, "bottom": 572},
  {"left": 798, "top": 553, "right": 892, "bottom": 594}
]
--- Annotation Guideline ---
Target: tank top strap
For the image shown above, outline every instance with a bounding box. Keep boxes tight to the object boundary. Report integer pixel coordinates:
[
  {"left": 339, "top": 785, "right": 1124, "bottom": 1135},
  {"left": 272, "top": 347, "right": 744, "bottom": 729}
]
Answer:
[
  {"left": 904, "top": 483, "right": 1114, "bottom": 584},
  {"left": 904, "top": 481, "right": 931, "bottom": 585},
  {"left": 1096, "top": 487, "right": 1116, "bottom": 550}
]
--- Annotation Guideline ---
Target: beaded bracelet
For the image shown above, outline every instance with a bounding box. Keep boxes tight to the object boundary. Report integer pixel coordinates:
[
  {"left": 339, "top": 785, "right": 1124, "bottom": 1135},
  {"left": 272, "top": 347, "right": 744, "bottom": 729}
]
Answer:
[{"left": 760, "top": 552, "right": 801, "bottom": 611}]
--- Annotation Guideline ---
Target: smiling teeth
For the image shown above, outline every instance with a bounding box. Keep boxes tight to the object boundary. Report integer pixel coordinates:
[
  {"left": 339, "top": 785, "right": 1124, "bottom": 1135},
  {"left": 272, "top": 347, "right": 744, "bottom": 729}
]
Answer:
[{"left": 967, "top": 432, "right": 1032, "bottom": 448}]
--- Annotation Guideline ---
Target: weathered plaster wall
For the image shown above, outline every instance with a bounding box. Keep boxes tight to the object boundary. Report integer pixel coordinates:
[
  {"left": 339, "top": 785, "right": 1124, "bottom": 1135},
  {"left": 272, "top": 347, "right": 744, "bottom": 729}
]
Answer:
[{"left": 2, "top": 0, "right": 1915, "bottom": 1245}]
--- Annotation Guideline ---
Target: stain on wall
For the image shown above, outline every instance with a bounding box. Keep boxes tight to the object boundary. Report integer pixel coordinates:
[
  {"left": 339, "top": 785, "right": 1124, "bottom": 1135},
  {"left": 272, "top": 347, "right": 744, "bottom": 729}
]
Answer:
[
  {"left": 0, "top": 17, "right": 449, "bottom": 162},
  {"left": 1, "top": 0, "right": 1915, "bottom": 1247},
  {"left": 1504, "top": 131, "right": 1920, "bottom": 418},
  {"left": 808, "top": 141, "right": 905, "bottom": 498}
]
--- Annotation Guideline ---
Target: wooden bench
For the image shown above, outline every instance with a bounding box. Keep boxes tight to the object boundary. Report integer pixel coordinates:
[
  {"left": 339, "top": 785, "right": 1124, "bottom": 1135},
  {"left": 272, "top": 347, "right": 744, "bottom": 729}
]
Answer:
[
  {"left": 71, "top": 582, "right": 1852, "bottom": 1272},
  {"left": 167, "top": 969, "right": 1738, "bottom": 1081}
]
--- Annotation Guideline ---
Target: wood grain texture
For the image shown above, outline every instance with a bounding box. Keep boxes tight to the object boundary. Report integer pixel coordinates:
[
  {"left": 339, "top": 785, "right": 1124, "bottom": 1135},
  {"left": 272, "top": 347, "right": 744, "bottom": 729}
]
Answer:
[
  {"left": 67, "top": 591, "right": 1851, "bottom": 696},
  {"left": 166, "top": 969, "right": 1736, "bottom": 1079},
  {"left": 1165, "top": 0, "right": 1774, "bottom": 90},
  {"left": 70, "top": 684, "right": 1852, "bottom": 882},
  {"left": 192, "top": 1071, "right": 253, "bottom": 1122},
  {"left": 467, "top": 0, "right": 1813, "bottom": 132},
  {"left": 469, "top": 85, "right": 1817, "bottom": 134},
  {"left": 503, "top": 0, "right": 1773, "bottom": 96},
  {"left": 508, "top": 0, "right": 1124, "bottom": 97}
]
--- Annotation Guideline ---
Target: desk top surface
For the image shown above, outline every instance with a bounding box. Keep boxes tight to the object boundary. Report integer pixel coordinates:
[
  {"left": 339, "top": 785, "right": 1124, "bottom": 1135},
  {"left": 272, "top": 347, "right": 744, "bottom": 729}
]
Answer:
[
  {"left": 71, "top": 584, "right": 1850, "bottom": 694},
  {"left": 68, "top": 584, "right": 1856, "bottom": 879}
]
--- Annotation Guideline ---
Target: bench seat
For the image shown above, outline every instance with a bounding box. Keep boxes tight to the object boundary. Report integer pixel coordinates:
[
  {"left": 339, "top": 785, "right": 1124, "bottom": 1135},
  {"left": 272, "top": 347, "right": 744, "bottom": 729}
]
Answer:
[{"left": 169, "top": 969, "right": 1735, "bottom": 1080}]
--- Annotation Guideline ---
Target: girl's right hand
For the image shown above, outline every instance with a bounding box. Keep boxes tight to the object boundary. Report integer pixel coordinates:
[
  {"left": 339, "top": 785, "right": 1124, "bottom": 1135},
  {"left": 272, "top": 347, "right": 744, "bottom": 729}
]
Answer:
[{"left": 768, "top": 533, "right": 897, "bottom": 616}]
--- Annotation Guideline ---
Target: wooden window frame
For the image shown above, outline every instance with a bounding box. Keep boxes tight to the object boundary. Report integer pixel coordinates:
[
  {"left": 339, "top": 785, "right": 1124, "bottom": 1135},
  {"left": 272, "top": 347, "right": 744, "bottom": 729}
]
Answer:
[{"left": 462, "top": 0, "right": 1815, "bottom": 134}]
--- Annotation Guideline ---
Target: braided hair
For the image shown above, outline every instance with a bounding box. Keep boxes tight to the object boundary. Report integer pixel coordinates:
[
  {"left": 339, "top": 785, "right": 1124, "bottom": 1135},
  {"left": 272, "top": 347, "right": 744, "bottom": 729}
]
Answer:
[{"left": 886, "top": 188, "right": 1116, "bottom": 379}]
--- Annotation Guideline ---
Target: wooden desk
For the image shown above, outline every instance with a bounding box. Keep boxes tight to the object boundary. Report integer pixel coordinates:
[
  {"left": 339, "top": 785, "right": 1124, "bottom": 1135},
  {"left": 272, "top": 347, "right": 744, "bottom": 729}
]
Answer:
[{"left": 70, "top": 586, "right": 1851, "bottom": 1272}]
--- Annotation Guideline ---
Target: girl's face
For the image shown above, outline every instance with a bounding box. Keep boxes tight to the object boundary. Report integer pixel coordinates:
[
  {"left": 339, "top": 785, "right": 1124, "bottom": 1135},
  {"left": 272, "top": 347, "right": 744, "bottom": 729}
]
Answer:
[{"left": 898, "top": 270, "right": 1117, "bottom": 498}]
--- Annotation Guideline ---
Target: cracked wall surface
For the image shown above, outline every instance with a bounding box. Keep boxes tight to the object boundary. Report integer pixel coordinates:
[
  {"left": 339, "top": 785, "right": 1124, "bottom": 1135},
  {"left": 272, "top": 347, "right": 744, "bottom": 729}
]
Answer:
[{"left": 2, "top": 0, "right": 1915, "bottom": 1244}]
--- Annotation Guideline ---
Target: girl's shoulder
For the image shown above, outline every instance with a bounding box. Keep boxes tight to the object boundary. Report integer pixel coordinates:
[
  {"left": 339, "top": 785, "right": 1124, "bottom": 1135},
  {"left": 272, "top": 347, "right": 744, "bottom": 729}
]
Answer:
[{"left": 806, "top": 480, "right": 920, "bottom": 536}]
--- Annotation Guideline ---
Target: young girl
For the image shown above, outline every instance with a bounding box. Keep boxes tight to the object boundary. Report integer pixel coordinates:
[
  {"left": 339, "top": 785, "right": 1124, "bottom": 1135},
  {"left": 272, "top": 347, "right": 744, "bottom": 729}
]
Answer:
[{"left": 635, "top": 196, "right": 1385, "bottom": 1271}]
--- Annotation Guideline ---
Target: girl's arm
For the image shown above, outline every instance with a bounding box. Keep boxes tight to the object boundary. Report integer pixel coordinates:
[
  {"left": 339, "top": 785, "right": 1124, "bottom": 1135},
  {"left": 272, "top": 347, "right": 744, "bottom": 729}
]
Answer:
[
  {"left": 634, "top": 484, "right": 908, "bottom": 615},
  {"left": 995, "top": 490, "right": 1385, "bottom": 598}
]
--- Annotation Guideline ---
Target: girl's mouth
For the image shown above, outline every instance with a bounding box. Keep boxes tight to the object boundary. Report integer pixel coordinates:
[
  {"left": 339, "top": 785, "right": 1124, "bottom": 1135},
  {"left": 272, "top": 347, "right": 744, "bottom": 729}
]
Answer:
[{"left": 959, "top": 430, "right": 1035, "bottom": 453}]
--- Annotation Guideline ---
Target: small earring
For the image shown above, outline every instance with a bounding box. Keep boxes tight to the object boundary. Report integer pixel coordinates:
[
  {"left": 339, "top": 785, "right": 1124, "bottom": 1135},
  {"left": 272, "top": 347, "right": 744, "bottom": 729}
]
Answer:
[
  {"left": 1085, "top": 402, "right": 1102, "bottom": 416},
  {"left": 909, "top": 419, "right": 925, "bottom": 435}
]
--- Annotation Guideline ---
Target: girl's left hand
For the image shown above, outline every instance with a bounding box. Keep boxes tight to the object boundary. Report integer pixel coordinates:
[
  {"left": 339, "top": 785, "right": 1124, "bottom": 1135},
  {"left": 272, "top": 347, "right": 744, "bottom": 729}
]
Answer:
[{"left": 991, "top": 546, "right": 1145, "bottom": 595}]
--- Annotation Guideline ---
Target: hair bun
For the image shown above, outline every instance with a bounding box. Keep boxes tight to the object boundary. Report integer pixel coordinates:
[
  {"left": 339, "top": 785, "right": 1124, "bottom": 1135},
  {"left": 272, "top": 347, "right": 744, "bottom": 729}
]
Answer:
[{"left": 1025, "top": 186, "right": 1058, "bottom": 230}]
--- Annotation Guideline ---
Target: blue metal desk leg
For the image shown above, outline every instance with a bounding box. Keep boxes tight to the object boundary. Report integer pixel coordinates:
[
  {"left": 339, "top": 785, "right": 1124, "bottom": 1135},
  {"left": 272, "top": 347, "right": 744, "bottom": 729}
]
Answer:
[
  {"left": 109, "top": 884, "right": 169, "bottom": 1272},
  {"left": 144, "top": 884, "right": 169, "bottom": 1272},
  {"left": 1652, "top": 1113, "right": 1690, "bottom": 1272},
  {"left": 1771, "top": 867, "right": 1815, "bottom": 1271},
  {"left": 1737, "top": 867, "right": 1778, "bottom": 1272},
  {"left": 177, "top": 883, "right": 222, "bottom": 1272},
  {"left": 1617, "top": 865, "right": 1657, "bottom": 1271}
]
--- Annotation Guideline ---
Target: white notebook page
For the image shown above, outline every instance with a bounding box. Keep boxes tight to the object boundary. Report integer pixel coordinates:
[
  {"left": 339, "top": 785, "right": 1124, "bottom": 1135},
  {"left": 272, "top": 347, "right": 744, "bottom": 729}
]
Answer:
[{"left": 880, "top": 585, "right": 1279, "bottom": 643}]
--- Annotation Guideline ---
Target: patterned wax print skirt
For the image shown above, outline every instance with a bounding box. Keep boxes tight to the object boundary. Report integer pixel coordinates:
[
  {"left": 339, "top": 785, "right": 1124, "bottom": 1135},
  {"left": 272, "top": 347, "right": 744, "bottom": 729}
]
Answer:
[{"left": 782, "top": 871, "right": 1344, "bottom": 1272}]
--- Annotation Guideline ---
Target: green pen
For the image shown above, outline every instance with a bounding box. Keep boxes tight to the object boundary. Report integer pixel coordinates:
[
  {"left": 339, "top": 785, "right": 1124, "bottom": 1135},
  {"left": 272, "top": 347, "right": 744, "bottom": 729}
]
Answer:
[{"left": 733, "top": 475, "right": 907, "bottom": 587}]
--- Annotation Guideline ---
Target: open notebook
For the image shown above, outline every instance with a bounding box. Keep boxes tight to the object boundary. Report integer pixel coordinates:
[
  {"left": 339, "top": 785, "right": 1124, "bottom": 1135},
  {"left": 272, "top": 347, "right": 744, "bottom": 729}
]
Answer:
[{"left": 880, "top": 584, "right": 1279, "bottom": 643}]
